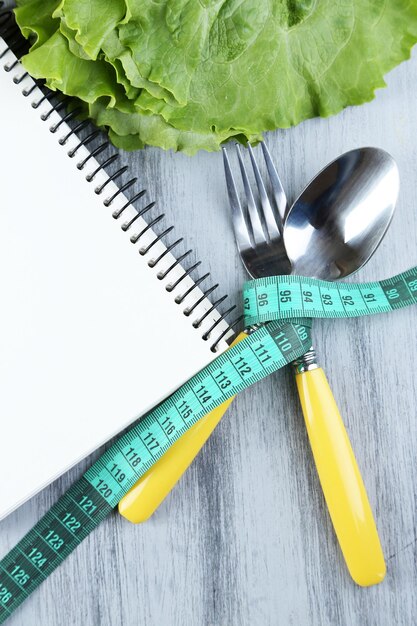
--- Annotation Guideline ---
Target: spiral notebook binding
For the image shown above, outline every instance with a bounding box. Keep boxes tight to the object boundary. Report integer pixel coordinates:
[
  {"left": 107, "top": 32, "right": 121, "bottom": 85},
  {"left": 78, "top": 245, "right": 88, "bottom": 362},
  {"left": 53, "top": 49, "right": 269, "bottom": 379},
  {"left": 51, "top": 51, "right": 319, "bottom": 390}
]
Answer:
[{"left": 0, "top": 17, "right": 237, "bottom": 352}]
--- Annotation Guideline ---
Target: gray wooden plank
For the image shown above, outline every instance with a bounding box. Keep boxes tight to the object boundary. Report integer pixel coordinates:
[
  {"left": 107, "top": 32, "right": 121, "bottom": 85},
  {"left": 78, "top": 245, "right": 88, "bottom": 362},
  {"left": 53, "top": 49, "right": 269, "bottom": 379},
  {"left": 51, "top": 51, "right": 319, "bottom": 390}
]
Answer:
[{"left": 1, "top": 26, "right": 417, "bottom": 626}]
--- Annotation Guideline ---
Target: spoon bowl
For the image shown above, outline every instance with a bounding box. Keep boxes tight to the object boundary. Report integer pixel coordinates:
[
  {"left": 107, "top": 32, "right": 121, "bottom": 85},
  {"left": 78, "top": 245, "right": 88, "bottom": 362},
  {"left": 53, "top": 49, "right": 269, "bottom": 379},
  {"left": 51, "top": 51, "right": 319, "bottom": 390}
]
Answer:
[{"left": 284, "top": 147, "right": 400, "bottom": 280}]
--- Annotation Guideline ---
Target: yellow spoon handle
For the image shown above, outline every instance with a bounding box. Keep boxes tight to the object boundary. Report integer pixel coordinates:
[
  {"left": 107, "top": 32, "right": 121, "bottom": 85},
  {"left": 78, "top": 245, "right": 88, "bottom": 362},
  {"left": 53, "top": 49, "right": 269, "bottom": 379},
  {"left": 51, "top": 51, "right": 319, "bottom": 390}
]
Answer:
[
  {"left": 296, "top": 367, "right": 386, "bottom": 586},
  {"left": 118, "top": 333, "right": 247, "bottom": 524}
]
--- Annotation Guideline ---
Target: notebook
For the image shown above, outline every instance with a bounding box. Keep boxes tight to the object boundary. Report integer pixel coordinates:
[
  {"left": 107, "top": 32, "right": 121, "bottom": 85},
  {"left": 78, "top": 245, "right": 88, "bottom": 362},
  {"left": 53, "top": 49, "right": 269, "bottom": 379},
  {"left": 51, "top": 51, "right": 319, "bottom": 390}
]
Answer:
[{"left": 0, "top": 35, "right": 231, "bottom": 520}]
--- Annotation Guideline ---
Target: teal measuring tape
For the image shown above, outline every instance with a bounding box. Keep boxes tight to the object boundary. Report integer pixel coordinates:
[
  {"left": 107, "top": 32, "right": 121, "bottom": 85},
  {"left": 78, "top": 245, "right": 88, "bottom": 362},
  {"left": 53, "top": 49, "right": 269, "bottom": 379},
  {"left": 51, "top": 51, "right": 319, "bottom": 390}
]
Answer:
[
  {"left": 1, "top": 268, "right": 416, "bottom": 623},
  {"left": 0, "top": 319, "right": 310, "bottom": 622},
  {"left": 243, "top": 268, "right": 417, "bottom": 326}
]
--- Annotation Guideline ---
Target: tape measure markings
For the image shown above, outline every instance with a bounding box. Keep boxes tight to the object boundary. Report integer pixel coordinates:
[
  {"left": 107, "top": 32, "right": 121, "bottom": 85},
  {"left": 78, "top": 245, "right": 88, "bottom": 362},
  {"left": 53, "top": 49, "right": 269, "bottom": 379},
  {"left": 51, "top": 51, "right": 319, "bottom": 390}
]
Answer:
[
  {"left": 85, "top": 320, "right": 310, "bottom": 509},
  {"left": 243, "top": 268, "right": 417, "bottom": 326},
  {"left": 0, "top": 475, "right": 114, "bottom": 617},
  {"left": 2, "top": 267, "right": 417, "bottom": 622},
  {"left": 0, "top": 320, "right": 311, "bottom": 622}
]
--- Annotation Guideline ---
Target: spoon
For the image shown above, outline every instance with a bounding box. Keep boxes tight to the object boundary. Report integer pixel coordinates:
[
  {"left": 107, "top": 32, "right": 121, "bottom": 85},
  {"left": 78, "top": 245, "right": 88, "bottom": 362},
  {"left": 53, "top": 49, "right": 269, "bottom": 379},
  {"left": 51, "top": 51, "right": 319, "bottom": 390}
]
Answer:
[
  {"left": 284, "top": 147, "right": 399, "bottom": 280},
  {"left": 284, "top": 147, "right": 399, "bottom": 585},
  {"left": 118, "top": 148, "right": 399, "bottom": 588}
]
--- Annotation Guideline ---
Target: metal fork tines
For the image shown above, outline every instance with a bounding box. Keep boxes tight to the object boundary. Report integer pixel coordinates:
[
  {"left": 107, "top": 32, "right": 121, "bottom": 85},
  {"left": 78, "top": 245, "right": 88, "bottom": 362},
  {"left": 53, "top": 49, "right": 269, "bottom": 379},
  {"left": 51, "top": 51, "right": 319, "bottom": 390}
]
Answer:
[{"left": 222, "top": 142, "right": 291, "bottom": 279}]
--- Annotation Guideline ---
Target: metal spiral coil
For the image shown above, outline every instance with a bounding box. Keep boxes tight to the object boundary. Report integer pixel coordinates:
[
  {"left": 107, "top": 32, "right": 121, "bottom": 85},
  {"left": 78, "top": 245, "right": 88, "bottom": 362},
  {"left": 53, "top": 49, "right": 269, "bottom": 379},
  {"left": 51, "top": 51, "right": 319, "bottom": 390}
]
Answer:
[
  {"left": 49, "top": 106, "right": 83, "bottom": 133},
  {"left": 86, "top": 151, "right": 116, "bottom": 175},
  {"left": 40, "top": 96, "right": 68, "bottom": 120},
  {"left": 13, "top": 69, "right": 27, "bottom": 84},
  {"left": 0, "top": 14, "right": 238, "bottom": 352},
  {"left": 59, "top": 119, "right": 90, "bottom": 145}
]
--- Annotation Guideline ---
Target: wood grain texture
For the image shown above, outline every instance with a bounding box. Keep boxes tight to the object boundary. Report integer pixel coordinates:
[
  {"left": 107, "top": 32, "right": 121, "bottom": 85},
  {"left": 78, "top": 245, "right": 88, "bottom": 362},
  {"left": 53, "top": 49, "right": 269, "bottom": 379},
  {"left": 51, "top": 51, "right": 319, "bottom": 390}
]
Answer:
[{"left": 1, "top": 35, "right": 417, "bottom": 626}]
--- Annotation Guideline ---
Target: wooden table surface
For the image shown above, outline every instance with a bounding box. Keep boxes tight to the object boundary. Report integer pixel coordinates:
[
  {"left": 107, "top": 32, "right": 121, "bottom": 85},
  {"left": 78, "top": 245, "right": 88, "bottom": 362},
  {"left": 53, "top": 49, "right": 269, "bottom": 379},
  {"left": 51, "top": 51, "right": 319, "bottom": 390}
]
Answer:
[{"left": 1, "top": 37, "right": 417, "bottom": 626}]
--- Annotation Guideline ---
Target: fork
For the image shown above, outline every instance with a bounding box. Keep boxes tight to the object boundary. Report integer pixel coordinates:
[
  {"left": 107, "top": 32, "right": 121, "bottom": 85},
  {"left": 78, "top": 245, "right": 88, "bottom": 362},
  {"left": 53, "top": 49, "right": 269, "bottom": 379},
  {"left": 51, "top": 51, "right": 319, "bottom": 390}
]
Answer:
[{"left": 223, "top": 141, "right": 385, "bottom": 586}]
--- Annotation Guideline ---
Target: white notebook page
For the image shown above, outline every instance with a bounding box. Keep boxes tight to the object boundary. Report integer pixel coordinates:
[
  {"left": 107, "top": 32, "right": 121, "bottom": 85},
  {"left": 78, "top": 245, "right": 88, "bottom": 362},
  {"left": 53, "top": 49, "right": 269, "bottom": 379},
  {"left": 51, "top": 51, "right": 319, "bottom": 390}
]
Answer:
[{"left": 0, "top": 41, "right": 229, "bottom": 519}]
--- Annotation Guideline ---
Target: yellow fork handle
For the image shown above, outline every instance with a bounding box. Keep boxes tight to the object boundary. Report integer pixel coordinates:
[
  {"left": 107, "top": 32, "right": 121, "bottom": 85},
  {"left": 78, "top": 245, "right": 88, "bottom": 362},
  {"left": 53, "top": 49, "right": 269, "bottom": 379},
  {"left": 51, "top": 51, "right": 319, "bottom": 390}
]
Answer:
[
  {"left": 296, "top": 367, "right": 386, "bottom": 586},
  {"left": 118, "top": 332, "right": 247, "bottom": 524}
]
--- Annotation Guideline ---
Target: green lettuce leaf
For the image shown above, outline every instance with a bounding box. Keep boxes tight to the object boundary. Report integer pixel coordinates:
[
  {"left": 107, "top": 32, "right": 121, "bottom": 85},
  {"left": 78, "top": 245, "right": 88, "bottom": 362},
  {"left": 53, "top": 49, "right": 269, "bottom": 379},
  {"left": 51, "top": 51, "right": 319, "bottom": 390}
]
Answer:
[
  {"left": 53, "top": 0, "right": 127, "bottom": 60},
  {"left": 14, "top": 0, "right": 61, "bottom": 50},
  {"left": 15, "top": 0, "right": 417, "bottom": 153},
  {"left": 20, "top": 30, "right": 129, "bottom": 107},
  {"left": 90, "top": 100, "right": 257, "bottom": 155}
]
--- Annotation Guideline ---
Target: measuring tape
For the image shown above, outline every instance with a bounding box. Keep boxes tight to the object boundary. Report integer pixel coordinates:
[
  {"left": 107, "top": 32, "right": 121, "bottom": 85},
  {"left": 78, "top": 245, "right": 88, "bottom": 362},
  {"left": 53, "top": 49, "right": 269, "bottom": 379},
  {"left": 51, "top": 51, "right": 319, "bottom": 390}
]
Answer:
[
  {"left": 243, "top": 268, "right": 417, "bottom": 326},
  {"left": 1, "top": 268, "right": 416, "bottom": 623},
  {"left": 0, "top": 318, "right": 310, "bottom": 622}
]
